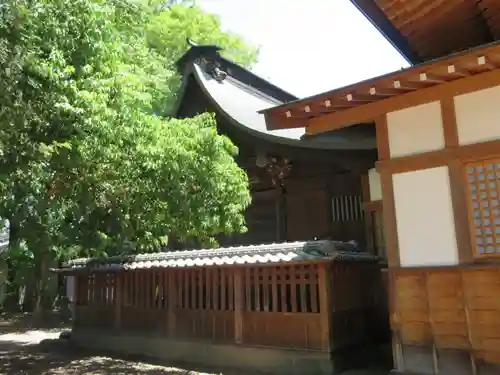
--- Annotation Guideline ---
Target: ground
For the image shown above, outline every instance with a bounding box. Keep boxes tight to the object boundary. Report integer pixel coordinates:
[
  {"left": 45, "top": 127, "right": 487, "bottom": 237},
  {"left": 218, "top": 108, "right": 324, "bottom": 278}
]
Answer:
[{"left": 0, "top": 313, "right": 388, "bottom": 375}]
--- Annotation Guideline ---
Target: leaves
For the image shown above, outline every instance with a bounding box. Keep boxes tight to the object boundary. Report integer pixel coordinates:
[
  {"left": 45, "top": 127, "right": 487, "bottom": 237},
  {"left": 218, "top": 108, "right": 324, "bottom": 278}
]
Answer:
[{"left": 0, "top": 0, "right": 254, "bottom": 273}]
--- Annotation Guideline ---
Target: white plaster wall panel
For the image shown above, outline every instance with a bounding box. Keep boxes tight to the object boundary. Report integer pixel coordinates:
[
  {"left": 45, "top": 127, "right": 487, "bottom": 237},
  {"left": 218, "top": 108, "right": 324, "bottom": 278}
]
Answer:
[
  {"left": 454, "top": 85, "right": 500, "bottom": 145},
  {"left": 368, "top": 168, "right": 382, "bottom": 201},
  {"left": 387, "top": 101, "right": 445, "bottom": 158},
  {"left": 392, "top": 167, "right": 459, "bottom": 267}
]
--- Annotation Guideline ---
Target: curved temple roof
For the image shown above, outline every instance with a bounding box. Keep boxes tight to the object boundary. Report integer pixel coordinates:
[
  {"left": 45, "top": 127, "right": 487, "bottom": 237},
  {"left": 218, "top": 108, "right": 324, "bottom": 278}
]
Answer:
[{"left": 174, "top": 42, "right": 378, "bottom": 152}]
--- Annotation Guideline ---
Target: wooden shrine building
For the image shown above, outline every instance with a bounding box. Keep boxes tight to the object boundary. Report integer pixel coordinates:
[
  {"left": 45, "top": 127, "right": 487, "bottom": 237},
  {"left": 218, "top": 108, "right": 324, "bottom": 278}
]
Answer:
[
  {"left": 56, "top": 240, "right": 386, "bottom": 375},
  {"left": 262, "top": 40, "right": 500, "bottom": 375},
  {"left": 172, "top": 39, "right": 380, "bottom": 251}
]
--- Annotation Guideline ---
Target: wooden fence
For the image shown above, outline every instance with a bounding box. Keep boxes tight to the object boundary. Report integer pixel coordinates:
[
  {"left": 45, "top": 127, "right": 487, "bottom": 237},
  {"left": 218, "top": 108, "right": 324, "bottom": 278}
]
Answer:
[{"left": 74, "top": 263, "right": 328, "bottom": 351}]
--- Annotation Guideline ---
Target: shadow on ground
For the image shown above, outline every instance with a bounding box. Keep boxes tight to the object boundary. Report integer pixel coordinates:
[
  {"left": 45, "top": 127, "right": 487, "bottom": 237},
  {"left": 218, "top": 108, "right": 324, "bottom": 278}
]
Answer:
[
  {"left": 0, "top": 313, "right": 388, "bottom": 375},
  {"left": 0, "top": 312, "right": 71, "bottom": 334},
  {"left": 0, "top": 338, "right": 216, "bottom": 374}
]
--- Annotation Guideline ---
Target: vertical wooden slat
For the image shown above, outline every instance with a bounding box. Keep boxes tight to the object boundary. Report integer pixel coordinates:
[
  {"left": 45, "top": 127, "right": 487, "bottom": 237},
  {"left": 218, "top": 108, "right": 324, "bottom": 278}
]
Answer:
[
  {"left": 114, "top": 273, "right": 123, "bottom": 330},
  {"left": 163, "top": 269, "right": 168, "bottom": 310},
  {"left": 221, "top": 268, "right": 227, "bottom": 310},
  {"left": 183, "top": 270, "right": 189, "bottom": 309},
  {"left": 139, "top": 272, "right": 144, "bottom": 308},
  {"left": 234, "top": 268, "right": 243, "bottom": 344},
  {"left": 280, "top": 266, "right": 287, "bottom": 312},
  {"left": 290, "top": 265, "right": 298, "bottom": 313},
  {"left": 272, "top": 267, "right": 278, "bottom": 312},
  {"left": 310, "top": 265, "right": 319, "bottom": 313},
  {"left": 423, "top": 271, "right": 439, "bottom": 374},
  {"left": 460, "top": 269, "right": 478, "bottom": 375},
  {"left": 168, "top": 270, "right": 177, "bottom": 338},
  {"left": 153, "top": 271, "right": 158, "bottom": 309},
  {"left": 191, "top": 269, "right": 196, "bottom": 309},
  {"left": 146, "top": 271, "right": 152, "bottom": 309},
  {"left": 262, "top": 267, "right": 270, "bottom": 312},
  {"left": 245, "top": 268, "right": 251, "bottom": 311},
  {"left": 176, "top": 270, "right": 182, "bottom": 309},
  {"left": 71, "top": 276, "right": 78, "bottom": 328},
  {"left": 228, "top": 269, "right": 234, "bottom": 310},
  {"left": 255, "top": 268, "right": 261, "bottom": 311},
  {"left": 213, "top": 268, "right": 219, "bottom": 311},
  {"left": 206, "top": 268, "right": 212, "bottom": 310},
  {"left": 198, "top": 269, "right": 203, "bottom": 310},
  {"left": 299, "top": 266, "right": 307, "bottom": 312},
  {"left": 317, "top": 263, "right": 332, "bottom": 351}
]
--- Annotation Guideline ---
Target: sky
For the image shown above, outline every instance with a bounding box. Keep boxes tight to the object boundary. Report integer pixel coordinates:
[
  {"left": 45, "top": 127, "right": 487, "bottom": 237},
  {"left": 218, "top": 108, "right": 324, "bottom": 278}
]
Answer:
[{"left": 198, "top": 0, "right": 410, "bottom": 98}]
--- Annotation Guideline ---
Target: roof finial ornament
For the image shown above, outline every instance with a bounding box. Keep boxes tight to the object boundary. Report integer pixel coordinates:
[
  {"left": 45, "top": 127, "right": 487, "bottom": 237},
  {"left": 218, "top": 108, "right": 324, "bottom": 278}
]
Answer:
[{"left": 187, "top": 37, "right": 198, "bottom": 47}]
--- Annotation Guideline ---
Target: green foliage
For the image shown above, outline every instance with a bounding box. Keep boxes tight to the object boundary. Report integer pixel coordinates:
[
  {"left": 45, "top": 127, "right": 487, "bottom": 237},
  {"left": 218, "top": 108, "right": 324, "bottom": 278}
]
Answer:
[
  {"left": 0, "top": 0, "right": 255, "bottom": 306},
  {"left": 146, "top": 4, "right": 259, "bottom": 67}
]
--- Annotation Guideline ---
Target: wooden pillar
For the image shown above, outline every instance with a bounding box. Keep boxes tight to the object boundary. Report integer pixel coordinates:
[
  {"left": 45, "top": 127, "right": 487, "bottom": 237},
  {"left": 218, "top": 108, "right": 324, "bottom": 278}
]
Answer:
[
  {"left": 114, "top": 273, "right": 123, "bottom": 330},
  {"left": 167, "top": 270, "right": 176, "bottom": 338},
  {"left": 361, "top": 173, "right": 375, "bottom": 255},
  {"left": 234, "top": 267, "right": 243, "bottom": 344},
  {"left": 71, "top": 275, "right": 78, "bottom": 328},
  {"left": 317, "top": 263, "right": 332, "bottom": 351}
]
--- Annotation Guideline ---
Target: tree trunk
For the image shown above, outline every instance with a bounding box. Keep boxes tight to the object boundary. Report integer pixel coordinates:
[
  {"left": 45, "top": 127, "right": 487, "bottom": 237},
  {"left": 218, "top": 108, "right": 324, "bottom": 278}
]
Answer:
[
  {"left": 33, "top": 255, "right": 47, "bottom": 322},
  {"left": 3, "top": 220, "right": 21, "bottom": 311}
]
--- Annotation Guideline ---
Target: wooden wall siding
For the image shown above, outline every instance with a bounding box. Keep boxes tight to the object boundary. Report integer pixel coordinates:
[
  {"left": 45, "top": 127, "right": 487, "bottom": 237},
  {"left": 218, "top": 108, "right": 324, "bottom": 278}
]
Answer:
[
  {"left": 286, "top": 186, "right": 330, "bottom": 241},
  {"left": 391, "top": 267, "right": 500, "bottom": 373}
]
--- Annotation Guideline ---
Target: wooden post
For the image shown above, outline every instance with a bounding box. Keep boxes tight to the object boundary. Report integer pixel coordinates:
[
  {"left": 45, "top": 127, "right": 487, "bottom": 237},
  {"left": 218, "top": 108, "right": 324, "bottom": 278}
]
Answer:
[
  {"left": 167, "top": 270, "right": 177, "bottom": 338},
  {"left": 234, "top": 267, "right": 243, "bottom": 344},
  {"left": 317, "top": 263, "right": 332, "bottom": 351},
  {"left": 71, "top": 275, "right": 77, "bottom": 329},
  {"left": 114, "top": 273, "right": 123, "bottom": 330}
]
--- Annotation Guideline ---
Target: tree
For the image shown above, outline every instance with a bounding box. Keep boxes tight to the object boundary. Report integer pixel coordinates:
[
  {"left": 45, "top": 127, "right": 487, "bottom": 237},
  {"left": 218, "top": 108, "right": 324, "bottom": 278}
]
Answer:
[
  {"left": 0, "top": 0, "right": 254, "bottom": 313},
  {"left": 145, "top": 3, "right": 259, "bottom": 116},
  {"left": 146, "top": 3, "right": 259, "bottom": 67}
]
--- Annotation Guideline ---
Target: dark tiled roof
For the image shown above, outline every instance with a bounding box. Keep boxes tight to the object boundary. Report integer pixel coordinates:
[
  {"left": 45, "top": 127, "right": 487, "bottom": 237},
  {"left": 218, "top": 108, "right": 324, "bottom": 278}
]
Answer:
[{"left": 58, "top": 240, "right": 378, "bottom": 273}]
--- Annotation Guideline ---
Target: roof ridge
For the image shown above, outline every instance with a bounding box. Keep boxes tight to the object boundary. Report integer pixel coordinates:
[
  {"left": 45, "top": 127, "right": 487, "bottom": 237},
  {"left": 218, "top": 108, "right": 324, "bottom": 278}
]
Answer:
[{"left": 60, "top": 240, "right": 377, "bottom": 270}]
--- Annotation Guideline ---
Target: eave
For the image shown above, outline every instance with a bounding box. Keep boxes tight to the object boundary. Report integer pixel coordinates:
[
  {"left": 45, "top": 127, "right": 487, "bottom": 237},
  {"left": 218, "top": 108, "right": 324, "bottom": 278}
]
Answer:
[
  {"left": 349, "top": 0, "right": 500, "bottom": 63},
  {"left": 261, "top": 41, "right": 500, "bottom": 135}
]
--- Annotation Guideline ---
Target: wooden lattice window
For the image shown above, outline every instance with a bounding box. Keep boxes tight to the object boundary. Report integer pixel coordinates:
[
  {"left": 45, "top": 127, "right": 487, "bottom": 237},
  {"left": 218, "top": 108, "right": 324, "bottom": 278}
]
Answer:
[{"left": 465, "top": 158, "right": 500, "bottom": 256}]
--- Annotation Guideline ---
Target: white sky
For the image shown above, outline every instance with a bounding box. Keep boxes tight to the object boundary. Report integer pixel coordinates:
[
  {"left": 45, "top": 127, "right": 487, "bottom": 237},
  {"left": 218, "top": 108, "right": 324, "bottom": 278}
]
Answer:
[{"left": 198, "top": 0, "right": 410, "bottom": 98}]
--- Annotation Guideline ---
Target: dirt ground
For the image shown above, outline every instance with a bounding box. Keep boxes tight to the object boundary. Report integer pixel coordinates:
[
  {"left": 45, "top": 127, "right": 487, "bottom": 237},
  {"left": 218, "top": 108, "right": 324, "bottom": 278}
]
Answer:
[{"left": 0, "top": 313, "right": 388, "bottom": 375}]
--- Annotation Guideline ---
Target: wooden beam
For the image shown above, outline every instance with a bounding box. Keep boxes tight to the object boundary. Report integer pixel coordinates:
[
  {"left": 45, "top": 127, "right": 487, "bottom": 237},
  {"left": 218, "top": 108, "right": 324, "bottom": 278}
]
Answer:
[
  {"left": 306, "top": 69, "right": 500, "bottom": 135},
  {"left": 375, "top": 115, "right": 390, "bottom": 161},
  {"left": 448, "top": 159, "right": 473, "bottom": 264},
  {"left": 317, "top": 263, "right": 332, "bottom": 351},
  {"left": 380, "top": 169, "right": 400, "bottom": 267},
  {"left": 234, "top": 268, "right": 243, "bottom": 344},
  {"left": 441, "top": 97, "right": 459, "bottom": 149},
  {"left": 440, "top": 96, "right": 473, "bottom": 264},
  {"left": 376, "top": 138, "right": 500, "bottom": 174}
]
